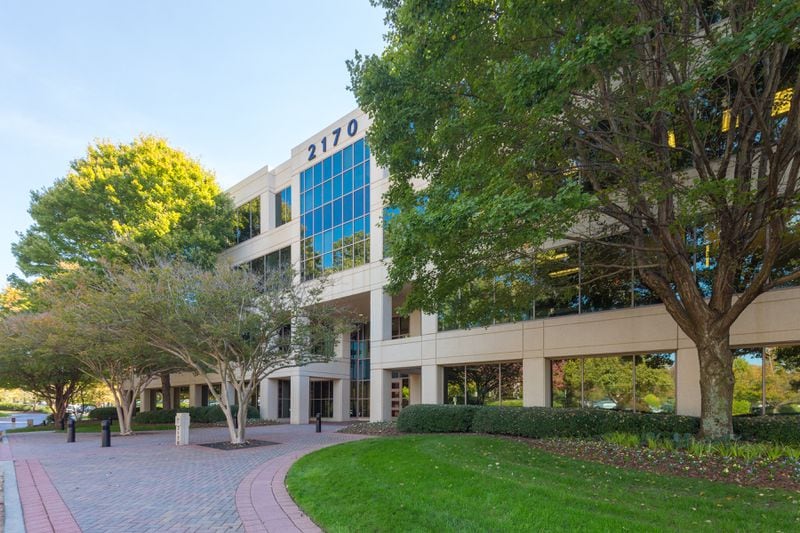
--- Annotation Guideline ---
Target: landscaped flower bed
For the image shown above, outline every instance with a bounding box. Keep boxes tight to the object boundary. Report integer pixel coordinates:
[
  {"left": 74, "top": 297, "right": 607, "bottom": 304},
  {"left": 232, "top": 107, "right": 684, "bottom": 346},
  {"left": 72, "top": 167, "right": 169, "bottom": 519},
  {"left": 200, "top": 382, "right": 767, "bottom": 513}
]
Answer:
[{"left": 522, "top": 436, "right": 800, "bottom": 490}]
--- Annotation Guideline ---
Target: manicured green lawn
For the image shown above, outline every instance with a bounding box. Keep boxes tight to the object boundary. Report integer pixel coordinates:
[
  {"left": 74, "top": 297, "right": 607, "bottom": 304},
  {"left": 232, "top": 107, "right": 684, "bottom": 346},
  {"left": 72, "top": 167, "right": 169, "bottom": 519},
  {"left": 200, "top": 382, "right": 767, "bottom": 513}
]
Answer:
[{"left": 286, "top": 435, "right": 800, "bottom": 532}]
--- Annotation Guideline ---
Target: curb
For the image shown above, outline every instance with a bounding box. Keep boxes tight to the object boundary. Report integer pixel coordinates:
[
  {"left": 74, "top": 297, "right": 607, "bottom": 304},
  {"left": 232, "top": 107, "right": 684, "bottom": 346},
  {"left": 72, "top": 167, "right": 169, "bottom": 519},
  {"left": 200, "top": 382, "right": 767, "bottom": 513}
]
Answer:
[{"left": 1, "top": 436, "right": 25, "bottom": 533}]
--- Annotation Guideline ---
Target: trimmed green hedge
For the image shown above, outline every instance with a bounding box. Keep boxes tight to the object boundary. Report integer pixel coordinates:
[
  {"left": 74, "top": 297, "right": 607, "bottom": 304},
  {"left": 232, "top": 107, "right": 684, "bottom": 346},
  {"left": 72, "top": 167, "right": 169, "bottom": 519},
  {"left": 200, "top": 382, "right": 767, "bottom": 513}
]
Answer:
[
  {"left": 88, "top": 407, "right": 120, "bottom": 420},
  {"left": 733, "top": 415, "right": 800, "bottom": 444},
  {"left": 132, "top": 405, "right": 260, "bottom": 424},
  {"left": 470, "top": 406, "right": 699, "bottom": 438},
  {"left": 396, "top": 405, "right": 479, "bottom": 433},
  {"left": 397, "top": 405, "right": 800, "bottom": 443}
]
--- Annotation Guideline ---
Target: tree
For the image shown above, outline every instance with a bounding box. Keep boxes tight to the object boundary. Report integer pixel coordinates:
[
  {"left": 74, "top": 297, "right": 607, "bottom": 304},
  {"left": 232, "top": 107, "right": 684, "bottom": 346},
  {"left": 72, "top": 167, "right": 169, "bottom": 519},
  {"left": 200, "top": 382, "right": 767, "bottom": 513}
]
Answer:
[
  {"left": 350, "top": 0, "right": 800, "bottom": 438},
  {"left": 13, "top": 136, "right": 234, "bottom": 277},
  {"left": 0, "top": 311, "right": 92, "bottom": 424},
  {"left": 107, "top": 260, "right": 349, "bottom": 444},
  {"left": 46, "top": 266, "right": 183, "bottom": 435}
]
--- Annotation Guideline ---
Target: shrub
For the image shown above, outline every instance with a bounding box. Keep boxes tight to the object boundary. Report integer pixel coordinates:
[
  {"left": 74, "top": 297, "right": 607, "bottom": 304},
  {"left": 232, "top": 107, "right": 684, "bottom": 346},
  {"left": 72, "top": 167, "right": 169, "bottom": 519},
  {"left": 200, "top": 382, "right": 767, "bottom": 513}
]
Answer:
[
  {"left": 732, "top": 399, "right": 751, "bottom": 416},
  {"left": 396, "top": 404, "right": 478, "bottom": 433},
  {"left": 603, "top": 432, "right": 640, "bottom": 447},
  {"left": 470, "top": 406, "right": 700, "bottom": 439},
  {"left": 88, "top": 407, "right": 119, "bottom": 420},
  {"left": 733, "top": 415, "right": 800, "bottom": 444},
  {"left": 0, "top": 402, "right": 40, "bottom": 412},
  {"left": 132, "top": 404, "right": 260, "bottom": 424}
]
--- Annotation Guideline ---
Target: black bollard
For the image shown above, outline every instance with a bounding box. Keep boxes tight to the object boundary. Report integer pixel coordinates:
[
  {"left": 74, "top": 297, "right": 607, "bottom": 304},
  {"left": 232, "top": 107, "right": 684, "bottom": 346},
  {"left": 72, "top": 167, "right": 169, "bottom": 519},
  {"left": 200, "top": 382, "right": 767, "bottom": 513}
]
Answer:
[
  {"left": 101, "top": 419, "right": 111, "bottom": 447},
  {"left": 315, "top": 412, "right": 322, "bottom": 433},
  {"left": 67, "top": 418, "right": 76, "bottom": 443}
]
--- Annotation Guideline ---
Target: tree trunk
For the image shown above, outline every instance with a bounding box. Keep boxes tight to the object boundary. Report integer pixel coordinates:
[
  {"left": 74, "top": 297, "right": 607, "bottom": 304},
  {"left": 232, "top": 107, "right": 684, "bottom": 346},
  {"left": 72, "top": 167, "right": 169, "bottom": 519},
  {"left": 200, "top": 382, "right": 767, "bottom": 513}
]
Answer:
[
  {"left": 236, "top": 404, "right": 247, "bottom": 443},
  {"left": 697, "top": 335, "right": 735, "bottom": 440},
  {"left": 160, "top": 372, "right": 172, "bottom": 410}
]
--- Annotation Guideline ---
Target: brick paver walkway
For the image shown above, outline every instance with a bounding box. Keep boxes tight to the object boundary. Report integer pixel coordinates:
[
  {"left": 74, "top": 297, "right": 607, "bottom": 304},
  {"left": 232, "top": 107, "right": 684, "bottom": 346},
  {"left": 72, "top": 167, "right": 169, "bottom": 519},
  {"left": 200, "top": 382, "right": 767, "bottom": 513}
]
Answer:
[{"left": 4, "top": 424, "right": 364, "bottom": 532}]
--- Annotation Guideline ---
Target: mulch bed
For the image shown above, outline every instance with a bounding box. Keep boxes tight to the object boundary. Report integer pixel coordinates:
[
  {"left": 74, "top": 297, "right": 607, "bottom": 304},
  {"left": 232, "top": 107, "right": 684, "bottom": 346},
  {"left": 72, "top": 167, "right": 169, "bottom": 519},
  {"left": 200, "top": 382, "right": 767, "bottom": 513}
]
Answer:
[
  {"left": 197, "top": 439, "right": 279, "bottom": 451},
  {"left": 515, "top": 437, "right": 800, "bottom": 491},
  {"left": 338, "top": 421, "right": 399, "bottom": 436}
]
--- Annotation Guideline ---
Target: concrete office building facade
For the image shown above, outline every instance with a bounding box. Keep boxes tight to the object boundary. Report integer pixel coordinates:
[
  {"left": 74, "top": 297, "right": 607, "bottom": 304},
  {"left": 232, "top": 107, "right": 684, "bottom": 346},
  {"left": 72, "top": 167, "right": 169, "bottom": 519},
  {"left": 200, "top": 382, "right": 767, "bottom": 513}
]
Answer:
[{"left": 139, "top": 108, "right": 800, "bottom": 423}]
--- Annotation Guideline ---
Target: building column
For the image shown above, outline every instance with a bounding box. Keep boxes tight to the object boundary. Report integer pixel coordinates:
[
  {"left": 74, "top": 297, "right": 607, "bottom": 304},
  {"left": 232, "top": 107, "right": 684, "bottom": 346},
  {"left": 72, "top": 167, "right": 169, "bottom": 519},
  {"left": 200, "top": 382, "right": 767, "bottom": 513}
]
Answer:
[
  {"left": 409, "top": 373, "right": 422, "bottom": 405},
  {"left": 370, "top": 288, "right": 392, "bottom": 342},
  {"left": 290, "top": 374, "right": 310, "bottom": 425},
  {"left": 420, "top": 312, "right": 438, "bottom": 336},
  {"left": 370, "top": 368, "right": 392, "bottom": 422},
  {"left": 523, "top": 357, "right": 548, "bottom": 407},
  {"left": 421, "top": 364, "right": 443, "bottom": 404},
  {"left": 259, "top": 378, "right": 279, "bottom": 420},
  {"left": 333, "top": 378, "right": 350, "bottom": 421},
  {"left": 676, "top": 347, "right": 702, "bottom": 417},
  {"left": 188, "top": 384, "right": 203, "bottom": 408},
  {"left": 140, "top": 390, "right": 153, "bottom": 412}
]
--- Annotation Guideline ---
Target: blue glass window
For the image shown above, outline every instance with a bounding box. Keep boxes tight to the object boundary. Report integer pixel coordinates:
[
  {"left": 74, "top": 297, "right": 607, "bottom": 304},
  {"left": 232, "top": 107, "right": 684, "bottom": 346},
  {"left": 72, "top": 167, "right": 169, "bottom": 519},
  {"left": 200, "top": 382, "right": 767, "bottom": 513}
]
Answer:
[{"left": 300, "top": 139, "right": 371, "bottom": 279}]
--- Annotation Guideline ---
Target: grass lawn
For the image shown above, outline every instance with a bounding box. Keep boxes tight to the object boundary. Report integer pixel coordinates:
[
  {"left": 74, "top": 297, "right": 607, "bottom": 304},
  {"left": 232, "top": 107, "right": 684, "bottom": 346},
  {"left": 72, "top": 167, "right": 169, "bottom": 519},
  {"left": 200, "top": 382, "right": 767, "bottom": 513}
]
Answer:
[{"left": 286, "top": 435, "right": 800, "bottom": 532}]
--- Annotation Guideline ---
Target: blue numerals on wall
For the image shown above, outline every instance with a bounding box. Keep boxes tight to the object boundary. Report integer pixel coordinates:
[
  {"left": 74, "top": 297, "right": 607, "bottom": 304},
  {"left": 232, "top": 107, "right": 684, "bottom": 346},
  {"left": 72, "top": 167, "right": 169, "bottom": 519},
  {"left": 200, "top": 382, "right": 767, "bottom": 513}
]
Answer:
[{"left": 308, "top": 119, "right": 358, "bottom": 161}]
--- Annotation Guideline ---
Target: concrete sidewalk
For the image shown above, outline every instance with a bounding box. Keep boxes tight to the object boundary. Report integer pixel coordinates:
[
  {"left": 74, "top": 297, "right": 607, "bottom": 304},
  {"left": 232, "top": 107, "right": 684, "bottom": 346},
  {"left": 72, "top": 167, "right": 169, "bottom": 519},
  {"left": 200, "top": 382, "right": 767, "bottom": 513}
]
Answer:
[{"left": 4, "top": 424, "right": 364, "bottom": 532}]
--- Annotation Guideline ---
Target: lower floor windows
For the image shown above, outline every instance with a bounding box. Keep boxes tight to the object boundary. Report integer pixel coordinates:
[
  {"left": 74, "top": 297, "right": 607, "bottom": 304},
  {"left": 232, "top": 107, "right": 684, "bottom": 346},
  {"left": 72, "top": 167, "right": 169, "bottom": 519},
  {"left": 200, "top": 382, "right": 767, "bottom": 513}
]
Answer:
[
  {"left": 733, "top": 345, "right": 800, "bottom": 415},
  {"left": 444, "top": 362, "right": 523, "bottom": 406},
  {"left": 550, "top": 353, "right": 676, "bottom": 413},
  {"left": 309, "top": 380, "right": 333, "bottom": 418},
  {"left": 278, "top": 379, "right": 291, "bottom": 419}
]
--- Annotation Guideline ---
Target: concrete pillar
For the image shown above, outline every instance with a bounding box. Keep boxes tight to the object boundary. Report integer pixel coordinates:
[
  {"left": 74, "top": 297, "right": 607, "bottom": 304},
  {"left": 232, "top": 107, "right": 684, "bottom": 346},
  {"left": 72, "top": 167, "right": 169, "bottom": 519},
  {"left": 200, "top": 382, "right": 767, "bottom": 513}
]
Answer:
[
  {"left": 189, "top": 384, "right": 203, "bottom": 408},
  {"left": 409, "top": 373, "right": 422, "bottom": 405},
  {"left": 370, "top": 288, "right": 393, "bottom": 342},
  {"left": 333, "top": 378, "right": 351, "bottom": 421},
  {"left": 140, "top": 390, "right": 153, "bottom": 412},
  {"left": 370, "top": 368, "right": 392, "bottom": 422},
  {"left": 676, "top": 347, "right": 702, "bottom": 417},
  {"left": 421, "top": 364, "right": 443, "bottom": 404},
  {"left": 421, "top": 312, "right": 438, "bottom": 336},
  {"left": 336, "top": 332, "right": 349, "bottom": 361},
  {"left": 523, "top": 357, "right": 548, "bottom": 407},
  {"left": 290, "top": 374, "right": 310, "bottom": 425},
  {"left": 259, "top": 378, "right": 279, "bottom": 420}
]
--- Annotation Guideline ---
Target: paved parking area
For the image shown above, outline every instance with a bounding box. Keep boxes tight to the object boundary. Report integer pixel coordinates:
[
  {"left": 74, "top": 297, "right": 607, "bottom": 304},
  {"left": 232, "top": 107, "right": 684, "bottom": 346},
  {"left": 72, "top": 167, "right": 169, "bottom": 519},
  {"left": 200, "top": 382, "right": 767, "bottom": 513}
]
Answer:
[{"left": 2, "top": 424, "right": 364, "bottom": 532}]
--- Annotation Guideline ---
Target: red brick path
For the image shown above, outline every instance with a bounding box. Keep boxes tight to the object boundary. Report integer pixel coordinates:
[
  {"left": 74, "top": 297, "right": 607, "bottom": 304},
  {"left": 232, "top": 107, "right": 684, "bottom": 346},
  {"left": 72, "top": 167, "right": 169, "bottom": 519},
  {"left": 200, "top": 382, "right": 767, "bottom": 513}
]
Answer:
[{"left": 14, "top": 459, "right": 81, "bottom": 533}]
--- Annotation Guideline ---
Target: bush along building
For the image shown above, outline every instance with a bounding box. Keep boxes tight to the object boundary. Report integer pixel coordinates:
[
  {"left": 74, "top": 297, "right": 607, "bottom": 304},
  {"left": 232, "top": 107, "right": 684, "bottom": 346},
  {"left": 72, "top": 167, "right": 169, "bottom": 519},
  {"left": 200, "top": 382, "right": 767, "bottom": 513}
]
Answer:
[{"left": 136, "top": 107, "right": 800, "bottom": 424}]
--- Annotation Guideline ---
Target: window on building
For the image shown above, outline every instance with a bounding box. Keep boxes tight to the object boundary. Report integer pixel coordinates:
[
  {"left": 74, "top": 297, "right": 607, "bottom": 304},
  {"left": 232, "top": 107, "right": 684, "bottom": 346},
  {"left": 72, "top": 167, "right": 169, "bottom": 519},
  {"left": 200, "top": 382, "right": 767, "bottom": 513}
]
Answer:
[
  {"left": 275, "top": 187, "right": 292, "bottom": 227},
  {"left": 247, "top": 247, "right": 291, "bottom": 288},
  {"left": 233, "top": 197, "right": 261, "bottom": 244},
  {"left": 300, "top": 138, "right": 371, "bottom": 280},
  {"left": 391, "top": 315, "right": 410, "bottom": 339},
  {"left": 733, "top": 345, "right": 800, "bottom": 416},
  {"left": 550, "top": 353, "right": 676, "bottom": 413},
  {"left": 444, "top": 363, "right": 523, "bottom": 406},
  {"left": 350, "top": 323, "right": 370, "bottom": 418},
  {"left": 309, "top": 380, "right": 333, "bottom": 418},
  {"left": 277, "top": 379, "right": 291, "bottom": 419}
]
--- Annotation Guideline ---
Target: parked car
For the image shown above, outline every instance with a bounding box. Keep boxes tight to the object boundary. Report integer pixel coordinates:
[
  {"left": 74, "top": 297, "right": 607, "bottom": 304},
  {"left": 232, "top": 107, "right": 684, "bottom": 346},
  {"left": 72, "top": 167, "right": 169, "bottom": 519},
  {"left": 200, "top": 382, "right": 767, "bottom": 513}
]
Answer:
[{"left": 593, "top": 399, "right": 617, "bottom": 410}]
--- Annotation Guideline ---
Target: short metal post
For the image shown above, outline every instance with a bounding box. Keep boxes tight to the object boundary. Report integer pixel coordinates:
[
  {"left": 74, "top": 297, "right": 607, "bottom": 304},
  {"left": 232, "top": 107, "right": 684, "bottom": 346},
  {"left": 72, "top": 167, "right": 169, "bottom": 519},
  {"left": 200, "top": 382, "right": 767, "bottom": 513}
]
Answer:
[
  {"left": 101, "top": 419, "right": 111, "bottom": 447},
  {"left": 67, "top": 418, "right": 76, "bottom": 443},
  {"left": 315, "top": 412, "right": 322, "bottom": 433}
]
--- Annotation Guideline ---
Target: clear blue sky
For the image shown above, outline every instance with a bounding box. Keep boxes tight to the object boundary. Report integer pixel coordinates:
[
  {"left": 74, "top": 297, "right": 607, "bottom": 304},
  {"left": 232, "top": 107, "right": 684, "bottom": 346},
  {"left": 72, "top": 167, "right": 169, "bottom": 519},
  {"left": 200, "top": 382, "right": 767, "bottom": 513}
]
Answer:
[{"left": 0, "top": 1, "right": 387, "bottom": 282}]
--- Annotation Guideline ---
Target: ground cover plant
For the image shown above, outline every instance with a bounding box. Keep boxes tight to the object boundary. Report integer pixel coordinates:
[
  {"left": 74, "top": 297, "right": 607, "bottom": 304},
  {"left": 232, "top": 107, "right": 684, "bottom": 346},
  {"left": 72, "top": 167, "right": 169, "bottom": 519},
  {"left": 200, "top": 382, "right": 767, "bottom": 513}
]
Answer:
[{"left": 287, "top": 435, "right": 800, "bottom": 532}]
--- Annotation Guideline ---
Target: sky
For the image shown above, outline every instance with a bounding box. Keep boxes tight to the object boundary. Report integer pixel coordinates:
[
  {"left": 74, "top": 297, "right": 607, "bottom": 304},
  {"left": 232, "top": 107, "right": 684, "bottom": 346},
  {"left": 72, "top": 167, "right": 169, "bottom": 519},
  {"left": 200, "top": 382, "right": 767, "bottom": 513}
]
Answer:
[{"left": 0, "top": 1, "right": 388, "bottom": 282}]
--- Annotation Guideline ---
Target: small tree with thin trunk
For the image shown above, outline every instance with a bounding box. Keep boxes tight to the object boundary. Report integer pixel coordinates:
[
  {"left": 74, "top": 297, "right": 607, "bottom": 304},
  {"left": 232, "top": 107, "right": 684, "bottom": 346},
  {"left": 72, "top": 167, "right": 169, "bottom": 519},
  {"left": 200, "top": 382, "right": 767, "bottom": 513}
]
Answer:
[
  {"left": 48, "top": 266, "right": 183, "bottom": 435},
  {"left": 116, "top": 260, "right": 349, "bottom": 444},
  {"left": 0, "top": 311, "right": 92, "bottom": 424}
]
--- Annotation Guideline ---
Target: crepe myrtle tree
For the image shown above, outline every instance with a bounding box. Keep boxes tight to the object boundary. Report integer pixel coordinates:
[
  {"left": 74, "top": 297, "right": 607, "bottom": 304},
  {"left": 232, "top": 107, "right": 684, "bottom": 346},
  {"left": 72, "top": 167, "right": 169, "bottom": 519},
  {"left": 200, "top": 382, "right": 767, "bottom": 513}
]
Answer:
[
  {"left": 117, "top": 260, "right": 350, "bottom": 445},
  {"left": 0, "top": 311, "right": 93, "bottom": 425},
  {"left": 46, "top": 265, "right": 185, "bottom": 435},
  {"left": 350, "top": 0, "right": 800, "bottom": 439}
]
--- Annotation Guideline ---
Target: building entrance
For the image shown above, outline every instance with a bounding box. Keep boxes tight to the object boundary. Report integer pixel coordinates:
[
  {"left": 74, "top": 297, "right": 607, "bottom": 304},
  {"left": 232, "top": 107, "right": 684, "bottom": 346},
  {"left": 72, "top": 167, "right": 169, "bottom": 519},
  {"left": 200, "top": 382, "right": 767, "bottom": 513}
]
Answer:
[{"left": 391, "top": 373, "right": 409, "bottom": 418}]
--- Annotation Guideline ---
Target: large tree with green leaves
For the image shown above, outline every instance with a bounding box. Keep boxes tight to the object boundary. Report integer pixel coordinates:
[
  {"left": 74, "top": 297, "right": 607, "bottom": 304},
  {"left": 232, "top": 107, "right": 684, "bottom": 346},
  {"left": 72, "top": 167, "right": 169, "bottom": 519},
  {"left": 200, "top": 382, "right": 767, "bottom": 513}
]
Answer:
[
  {"left": 13, "top": 135, "right": 234, "bottom": 277},
  {"left": 350, "top": 0, "right": 800, "bottom": 438}
]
